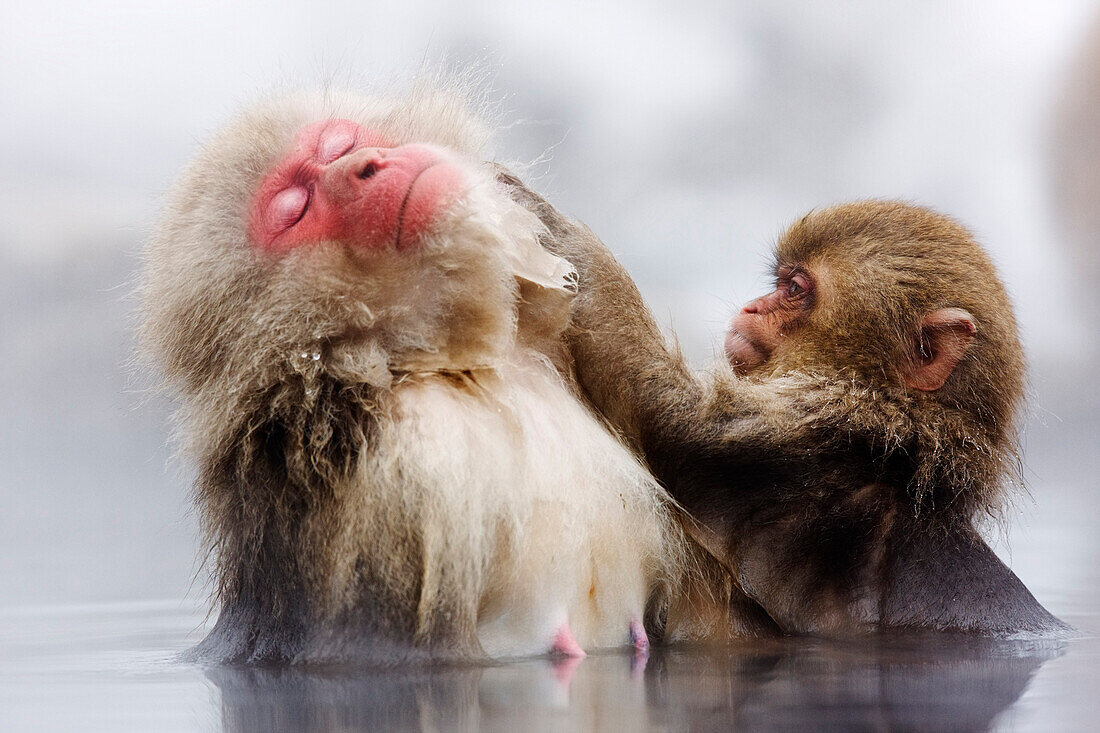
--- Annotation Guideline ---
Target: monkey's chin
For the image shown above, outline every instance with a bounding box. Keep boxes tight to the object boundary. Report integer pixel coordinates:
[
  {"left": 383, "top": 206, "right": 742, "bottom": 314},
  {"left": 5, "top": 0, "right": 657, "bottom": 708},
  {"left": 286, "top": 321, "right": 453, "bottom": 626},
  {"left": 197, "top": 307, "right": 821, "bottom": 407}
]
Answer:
[{"left": 724, "top": 331, "right": 765, "bottom": 375}]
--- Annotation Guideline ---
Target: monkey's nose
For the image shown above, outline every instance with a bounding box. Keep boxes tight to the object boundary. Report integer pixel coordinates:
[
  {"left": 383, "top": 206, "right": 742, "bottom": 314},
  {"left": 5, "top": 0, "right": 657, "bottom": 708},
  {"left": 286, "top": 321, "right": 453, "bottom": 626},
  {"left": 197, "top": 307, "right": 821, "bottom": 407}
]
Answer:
[{"left": 338, "top": 147, "right": 389, "bottom": 182}]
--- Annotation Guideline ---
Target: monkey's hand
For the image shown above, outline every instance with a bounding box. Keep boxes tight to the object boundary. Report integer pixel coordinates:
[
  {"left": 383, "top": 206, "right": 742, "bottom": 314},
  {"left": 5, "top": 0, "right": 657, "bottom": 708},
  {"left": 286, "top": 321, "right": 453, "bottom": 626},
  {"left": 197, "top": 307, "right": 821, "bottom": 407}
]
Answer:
[
  {"left": 496, "top": 167, "right": 705, "bottom": 454},
  {"left": 494, "top": 166, "right": 636, "bottom": 326},
  {"left": 492, "top": 167, "right": 599, "bottom": 260},
  {"left": 497, "top": 166, "right": 624, "bottom": 279}
]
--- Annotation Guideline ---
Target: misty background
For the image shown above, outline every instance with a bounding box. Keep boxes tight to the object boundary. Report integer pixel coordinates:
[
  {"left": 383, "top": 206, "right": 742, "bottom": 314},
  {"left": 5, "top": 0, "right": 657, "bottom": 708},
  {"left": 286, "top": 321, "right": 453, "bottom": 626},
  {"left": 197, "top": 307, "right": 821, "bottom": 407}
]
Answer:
[{"left": 2, "top": 1, "right": 1098, "bottom": 623}]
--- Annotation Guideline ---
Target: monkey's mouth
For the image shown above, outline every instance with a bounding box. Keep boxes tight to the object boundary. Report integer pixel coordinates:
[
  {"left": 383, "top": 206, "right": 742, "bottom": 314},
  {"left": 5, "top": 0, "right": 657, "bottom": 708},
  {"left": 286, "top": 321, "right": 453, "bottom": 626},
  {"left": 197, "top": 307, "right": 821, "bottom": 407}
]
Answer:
[
  {"left": 394, "top": 164, "right": 435, "bottom": 249},
  {"left": 392, "top": 161, "right": 465, "bottom": 250},
  {"left": 724, "top": 330, "right": 766, "bottom": 374}
]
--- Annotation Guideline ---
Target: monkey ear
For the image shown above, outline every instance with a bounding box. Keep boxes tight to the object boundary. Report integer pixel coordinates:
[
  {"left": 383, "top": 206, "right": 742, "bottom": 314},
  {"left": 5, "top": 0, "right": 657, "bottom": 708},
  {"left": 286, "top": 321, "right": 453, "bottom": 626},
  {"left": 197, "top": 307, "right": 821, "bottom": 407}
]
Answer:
[{"left": 903, "top": 308, "right": 977, "bottom": 392}]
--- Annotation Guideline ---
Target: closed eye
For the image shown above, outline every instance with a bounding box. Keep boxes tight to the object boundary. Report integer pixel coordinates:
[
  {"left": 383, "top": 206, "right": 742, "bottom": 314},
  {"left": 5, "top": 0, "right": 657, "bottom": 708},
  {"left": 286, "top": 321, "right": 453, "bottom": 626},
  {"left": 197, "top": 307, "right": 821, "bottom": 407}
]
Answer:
[
  {"left": 269, "top": 186, "right": 310, "bottom": 232},
  {"left": 317, "top": 127, "right": 357, "bottom": 163}
]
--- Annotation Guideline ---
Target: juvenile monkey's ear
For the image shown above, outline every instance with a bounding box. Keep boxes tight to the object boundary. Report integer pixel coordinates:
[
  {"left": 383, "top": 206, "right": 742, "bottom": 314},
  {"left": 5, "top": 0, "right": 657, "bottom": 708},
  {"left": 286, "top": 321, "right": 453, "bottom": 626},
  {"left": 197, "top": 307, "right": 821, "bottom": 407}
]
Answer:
[{"left": 904, "top": 307, "right": 977, "bottom": 392}]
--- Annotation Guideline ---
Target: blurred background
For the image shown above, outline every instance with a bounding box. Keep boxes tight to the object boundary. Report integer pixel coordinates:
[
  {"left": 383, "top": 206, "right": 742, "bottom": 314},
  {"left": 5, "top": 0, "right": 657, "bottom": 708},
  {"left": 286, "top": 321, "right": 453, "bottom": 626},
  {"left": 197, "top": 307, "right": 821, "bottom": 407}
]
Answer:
[{"left": 1, "top": 0, "right": 1098, "bottom": 626}]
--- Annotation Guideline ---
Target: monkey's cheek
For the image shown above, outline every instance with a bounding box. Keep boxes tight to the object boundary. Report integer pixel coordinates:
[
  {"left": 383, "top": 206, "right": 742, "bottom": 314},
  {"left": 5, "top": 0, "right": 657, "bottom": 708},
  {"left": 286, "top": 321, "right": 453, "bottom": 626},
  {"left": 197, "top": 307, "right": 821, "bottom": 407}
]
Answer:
[{"left": 396, "top": 164, "right": 466, "bottom": 249}]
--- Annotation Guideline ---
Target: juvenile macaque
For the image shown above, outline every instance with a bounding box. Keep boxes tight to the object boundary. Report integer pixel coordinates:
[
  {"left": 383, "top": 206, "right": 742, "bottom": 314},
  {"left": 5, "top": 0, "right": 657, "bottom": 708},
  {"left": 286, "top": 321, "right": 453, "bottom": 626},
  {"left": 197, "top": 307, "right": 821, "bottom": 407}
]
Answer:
[
  {"left": 506, "top": 184, "right": 1067, "bottom": 637},
  {"left": 140, "top": 87, "right": 727, "bottom": 664}
]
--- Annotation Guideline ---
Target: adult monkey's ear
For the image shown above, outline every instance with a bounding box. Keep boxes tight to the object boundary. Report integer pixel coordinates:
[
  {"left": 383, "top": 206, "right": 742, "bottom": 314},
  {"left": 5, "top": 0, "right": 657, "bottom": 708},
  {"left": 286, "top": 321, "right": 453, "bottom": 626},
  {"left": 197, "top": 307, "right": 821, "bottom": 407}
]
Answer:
[{"left": 904, "top": 307, "right": 977, "bottom": 392}]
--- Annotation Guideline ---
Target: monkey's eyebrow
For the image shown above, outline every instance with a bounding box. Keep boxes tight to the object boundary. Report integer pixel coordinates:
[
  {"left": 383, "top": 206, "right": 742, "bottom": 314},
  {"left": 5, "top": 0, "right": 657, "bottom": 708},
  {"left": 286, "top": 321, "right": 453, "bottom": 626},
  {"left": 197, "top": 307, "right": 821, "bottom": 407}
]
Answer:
[
  {"left": 768, "top": 248, "right": 787, "bottom": 273},
  {"left": 773, "top": 261, "right": 797, "bottom": 278}
]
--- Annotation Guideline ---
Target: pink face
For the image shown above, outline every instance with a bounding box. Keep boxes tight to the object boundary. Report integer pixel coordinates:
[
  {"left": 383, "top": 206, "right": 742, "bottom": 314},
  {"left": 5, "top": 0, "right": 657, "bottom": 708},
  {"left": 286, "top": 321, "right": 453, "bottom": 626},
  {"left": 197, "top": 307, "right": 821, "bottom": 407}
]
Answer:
[
  {"left": 725, "top": 266, "right": 815, "bottom": 374},
  {"left": 248, "top": 119, "right": 466, "bottom": 252}
]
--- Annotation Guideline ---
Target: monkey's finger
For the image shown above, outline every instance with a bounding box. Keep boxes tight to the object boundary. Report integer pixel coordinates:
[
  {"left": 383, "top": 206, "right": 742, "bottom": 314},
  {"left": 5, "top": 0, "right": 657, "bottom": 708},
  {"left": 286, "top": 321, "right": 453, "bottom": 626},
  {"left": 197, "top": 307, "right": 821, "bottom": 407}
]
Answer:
[
  {"left": 489, "top": 164, "right": 576, "bottom": 237},
  {"left": 489, "top": 163, "right": 539, "bottom": 205}
]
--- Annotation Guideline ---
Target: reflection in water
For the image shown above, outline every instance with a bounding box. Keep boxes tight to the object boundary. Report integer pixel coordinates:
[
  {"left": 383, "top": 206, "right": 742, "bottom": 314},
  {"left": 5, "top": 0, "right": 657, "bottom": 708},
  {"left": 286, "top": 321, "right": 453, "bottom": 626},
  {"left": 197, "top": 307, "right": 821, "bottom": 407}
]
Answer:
[{"left": 208, "top": 635, "right": 1062, "bottom": 733}]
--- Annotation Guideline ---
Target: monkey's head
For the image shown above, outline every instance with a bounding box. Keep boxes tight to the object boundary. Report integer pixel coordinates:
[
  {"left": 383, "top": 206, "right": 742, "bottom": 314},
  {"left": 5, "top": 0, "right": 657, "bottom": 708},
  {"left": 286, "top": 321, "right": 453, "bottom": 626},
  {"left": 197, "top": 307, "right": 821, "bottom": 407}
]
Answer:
[
  {"left": 726, "top": 201, "right": 1026, "bottom": 513},
  {"left": 142, "top": 88, "right": 575, "bottom": 408}
]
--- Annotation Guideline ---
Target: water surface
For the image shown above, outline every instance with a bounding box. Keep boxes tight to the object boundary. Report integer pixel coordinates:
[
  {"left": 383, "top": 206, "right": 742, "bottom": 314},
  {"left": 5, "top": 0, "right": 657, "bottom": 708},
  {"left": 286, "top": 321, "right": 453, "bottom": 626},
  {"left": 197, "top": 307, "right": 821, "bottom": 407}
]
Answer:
[{"left": 1, "top": 600, "right": 1095, "bottom": 732}]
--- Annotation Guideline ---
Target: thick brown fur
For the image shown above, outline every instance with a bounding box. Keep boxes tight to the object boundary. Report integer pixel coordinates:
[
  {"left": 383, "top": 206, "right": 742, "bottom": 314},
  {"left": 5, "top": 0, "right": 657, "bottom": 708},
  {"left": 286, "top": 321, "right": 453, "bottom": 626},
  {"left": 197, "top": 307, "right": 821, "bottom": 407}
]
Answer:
[
  {"left": 505, "top": 181, "right": 1066, "bottom": 638},
  {"left": 140, "top": 85, "right": 739, "bottom": 665},
  {"left": 762, "top": 204, "right": 1026, "bottom": 520}
]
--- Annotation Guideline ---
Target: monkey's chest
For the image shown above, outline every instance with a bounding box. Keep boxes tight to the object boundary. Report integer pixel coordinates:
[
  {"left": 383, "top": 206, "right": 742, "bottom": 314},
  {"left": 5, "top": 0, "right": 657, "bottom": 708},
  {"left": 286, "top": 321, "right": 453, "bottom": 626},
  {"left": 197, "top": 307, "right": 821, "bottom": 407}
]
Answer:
[{"left": 350, "top": 360, "right": 673, "bottom": 656}]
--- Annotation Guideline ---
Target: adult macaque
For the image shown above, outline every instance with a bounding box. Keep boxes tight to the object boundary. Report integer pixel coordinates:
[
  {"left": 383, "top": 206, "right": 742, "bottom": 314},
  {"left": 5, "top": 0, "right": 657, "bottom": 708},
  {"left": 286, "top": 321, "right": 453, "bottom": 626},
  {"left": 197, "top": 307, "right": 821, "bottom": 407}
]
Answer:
[
  {"left": 141, "top": 87, "right": 737, "bottom": 664},
  {"left": 504, "top": 182, "right": 1067, "bottom": 637}
]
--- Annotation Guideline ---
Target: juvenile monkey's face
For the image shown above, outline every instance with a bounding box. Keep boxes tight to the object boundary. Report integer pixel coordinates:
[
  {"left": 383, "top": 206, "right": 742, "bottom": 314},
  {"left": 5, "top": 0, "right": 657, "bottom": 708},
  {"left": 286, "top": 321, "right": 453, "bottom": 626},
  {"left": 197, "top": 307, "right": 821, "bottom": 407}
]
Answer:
[
  {"left": 725, "top": 264, "right": 816, "bottom": 375},
  {"left": 248, "top": 118, "right": 468, "bottom": 253}
]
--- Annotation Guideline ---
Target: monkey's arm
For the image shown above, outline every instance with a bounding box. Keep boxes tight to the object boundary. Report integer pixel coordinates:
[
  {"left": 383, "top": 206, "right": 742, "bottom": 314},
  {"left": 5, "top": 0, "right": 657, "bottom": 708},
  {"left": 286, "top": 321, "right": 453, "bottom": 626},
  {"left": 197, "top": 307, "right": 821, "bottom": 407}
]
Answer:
[{"left": 499, "top": 173, "right": 791, "bottom": 572}]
